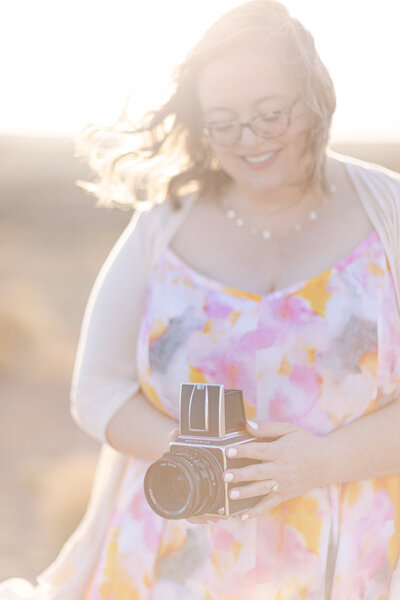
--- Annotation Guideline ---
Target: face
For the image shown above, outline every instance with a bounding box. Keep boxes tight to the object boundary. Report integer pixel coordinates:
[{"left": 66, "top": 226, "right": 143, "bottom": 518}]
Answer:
[{"left": 197, "top": 47, "right": 312, "bottom": 197}]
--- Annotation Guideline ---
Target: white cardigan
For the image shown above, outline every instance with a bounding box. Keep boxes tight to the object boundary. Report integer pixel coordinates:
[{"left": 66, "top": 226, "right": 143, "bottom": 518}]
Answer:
[{"left": 2, "top": 152, "right": 400, "bottom": 600}]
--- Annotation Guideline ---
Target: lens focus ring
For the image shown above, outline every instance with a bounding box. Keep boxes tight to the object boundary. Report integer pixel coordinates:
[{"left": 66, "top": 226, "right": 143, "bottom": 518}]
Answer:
[{"left": 144, "top": 447, "right": 224, "bottom": 519}]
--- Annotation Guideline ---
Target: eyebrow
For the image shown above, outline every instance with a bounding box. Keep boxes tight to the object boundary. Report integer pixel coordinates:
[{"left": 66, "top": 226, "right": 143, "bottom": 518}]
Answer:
[{"left": 202, "top": 94, "right": 289, "bottom": 118}]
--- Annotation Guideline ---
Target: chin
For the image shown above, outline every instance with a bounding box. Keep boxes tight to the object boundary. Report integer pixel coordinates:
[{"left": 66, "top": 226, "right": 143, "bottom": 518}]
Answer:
[
  {"left": 239, "top": 173, "right": 289, "bottom": 195},
  {"left": 224, "top": 158, "right": 297, "bottom": 195}
]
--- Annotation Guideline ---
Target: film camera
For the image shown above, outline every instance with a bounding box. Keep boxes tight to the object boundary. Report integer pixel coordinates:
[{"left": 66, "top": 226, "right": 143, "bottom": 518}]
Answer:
[{"left": 144, "top": 383, "right": 263, "bottom": 520}]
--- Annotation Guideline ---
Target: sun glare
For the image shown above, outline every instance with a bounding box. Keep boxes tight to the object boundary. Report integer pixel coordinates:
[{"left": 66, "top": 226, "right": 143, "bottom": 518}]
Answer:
[{"left": 1, "top": 0, "right": 399, "bottom": 141}]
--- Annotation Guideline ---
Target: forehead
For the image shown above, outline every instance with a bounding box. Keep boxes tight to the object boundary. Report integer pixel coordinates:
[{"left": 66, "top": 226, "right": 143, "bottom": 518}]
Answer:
[{"left": 197, "top": 47, "right": 295, "bottom": 115}]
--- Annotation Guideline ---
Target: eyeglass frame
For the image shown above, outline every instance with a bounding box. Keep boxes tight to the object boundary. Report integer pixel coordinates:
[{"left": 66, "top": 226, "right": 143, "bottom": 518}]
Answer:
[{"left": 198, "top": 94, "right": 301, "bottom": 146}]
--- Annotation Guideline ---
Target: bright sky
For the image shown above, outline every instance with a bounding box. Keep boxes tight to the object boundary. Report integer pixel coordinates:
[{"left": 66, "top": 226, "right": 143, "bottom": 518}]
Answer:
[{"left": 1, "top": 0, "right": 400, "bottom": 141}]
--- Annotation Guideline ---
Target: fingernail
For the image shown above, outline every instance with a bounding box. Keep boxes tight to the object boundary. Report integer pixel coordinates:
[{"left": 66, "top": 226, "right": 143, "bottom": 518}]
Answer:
[
  {"left": 223, "top": 472, "right": 234, "bottom": 482},
  {"left": 247, "top": 420, "right": 258, "bottom": 430},
  {"left": 230, "top": 490, "right": 240, "bottom": 500},
  {"left": 240, "top": 513, "right": 249, "bottom": 521},
  {"left": 226, "top": 448, "right": 237, "bottom": 458}
]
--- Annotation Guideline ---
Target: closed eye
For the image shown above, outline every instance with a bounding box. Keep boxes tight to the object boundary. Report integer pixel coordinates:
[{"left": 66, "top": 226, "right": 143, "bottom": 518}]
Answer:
[
  {"left": 255, "top": 111, "right": 284, "bottom": 124},
  {"left": 209, "top": 121, "right": 236, "bottom": 133}
]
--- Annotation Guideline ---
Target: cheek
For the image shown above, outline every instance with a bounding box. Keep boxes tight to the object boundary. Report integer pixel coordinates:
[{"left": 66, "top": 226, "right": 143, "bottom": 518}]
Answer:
[
  {"left": 276, "top": 130, "right": 312, "bottom": 177},
  {"left": 281, "top": 122, "right": 310, "bottom": 152},
  {"left": 211, "top": 148, "right": 238, "bottom": 173},
  {"left": 211, "top": 145, "right": 230, "bottom": 161}
]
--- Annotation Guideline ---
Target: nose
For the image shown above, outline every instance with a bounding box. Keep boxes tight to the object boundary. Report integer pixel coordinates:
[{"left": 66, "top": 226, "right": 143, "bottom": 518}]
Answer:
[{"left": 237, "top": 122, "right": 262, "bottom": 146}]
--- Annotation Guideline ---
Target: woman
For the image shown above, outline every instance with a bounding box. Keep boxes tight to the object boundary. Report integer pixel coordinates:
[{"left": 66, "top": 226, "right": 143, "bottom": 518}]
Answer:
[{"left": 3, "top": 1, "right": 400, "bottom": 599}]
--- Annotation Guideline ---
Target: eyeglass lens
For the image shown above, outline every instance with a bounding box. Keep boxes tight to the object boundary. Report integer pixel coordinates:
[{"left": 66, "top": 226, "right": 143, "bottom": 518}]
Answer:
[{"left": 208, "top": 112, "right": 290, "bottom": 145}]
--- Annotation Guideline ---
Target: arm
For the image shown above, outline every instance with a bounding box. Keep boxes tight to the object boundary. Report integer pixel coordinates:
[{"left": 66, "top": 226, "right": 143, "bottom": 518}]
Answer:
[
  {"left": 105, "top": 391, "right": 176, "bottom": 461},
  {"left": 71, "top": 207, "right": 176, "bottom": 455},
  {"left": 220, "top": 395, "right": 400, "bottom": 519},
  {"left": 323, "top": 395, "right": 400, "bottom": 483}
]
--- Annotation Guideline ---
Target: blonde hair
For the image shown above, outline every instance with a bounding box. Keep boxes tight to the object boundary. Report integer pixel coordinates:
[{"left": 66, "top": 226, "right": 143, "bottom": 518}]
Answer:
[{"left": 78, "top": 0, "right": 336, "bottom": 210}]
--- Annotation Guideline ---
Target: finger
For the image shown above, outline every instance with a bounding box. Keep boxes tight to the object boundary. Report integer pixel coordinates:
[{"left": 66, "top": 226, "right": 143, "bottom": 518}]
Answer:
[
  {"left": 225, "top": 440, "right": 276, "bottom": 461},
  {"left": 228, "top": 479, "right": 280, "bottom": 501},
  {"left": 223, "top": 461, "right": 276, "bottom": 483},
  {"left": 167, "top": 427, "right": 179, "bottom": 443},
  {"left": 236, "top": 490, "right": 282, "bottom": 520},
  {"left": 186, "top": 516, "right": 218, "bottom": 524},
  {"left": 246, "top": 420, "right": 298, "bottom": 439}
]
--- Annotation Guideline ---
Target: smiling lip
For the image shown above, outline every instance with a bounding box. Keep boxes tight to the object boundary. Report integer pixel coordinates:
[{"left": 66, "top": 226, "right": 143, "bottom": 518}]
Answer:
[{"left": 240, "top": 149, "right": 280, "bottom": 168}]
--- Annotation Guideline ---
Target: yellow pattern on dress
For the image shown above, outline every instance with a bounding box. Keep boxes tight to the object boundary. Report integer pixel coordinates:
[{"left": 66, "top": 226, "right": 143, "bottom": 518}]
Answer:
[
  {"left": 99, "top": 529, "right": 141, "bottom": 600},
  {"left": 230, "top": 539, "right": 242, "bottom": 561},
  {"left": 138, "top": 369, "right": 171, "bottom": 416},
  {"left": 369, "top": 261, "right": 385, "bottom": 277},
  {"left": 343, "top": 482, "right": 362, "bottom": 507},
  {"left": 149, "top": 318, "right": 168, "bottom": 344},
  {"left": 374, "top": 476, "right": 400, "bottom": 570},
  {"left": 270, "top": 497, "right": 323, "bottom": 556},
  {"left": 293, "top": 270, "right": 333, "bottom": 318},
  {"left": 189, "top": 364, "right": 208, "bottom": 383},
  {"left": 359, "top": 350, "right": 378, "bottom": 378},
  {"left": 158, "top": 525, "right": 187, "bottom": 559},
  {"left": 278, "top": 354, "right": 293, "bottom": 376},
  {"left": 222, "top": 285, "right": 261, "bottom": 303},
  {"left": 228, "top": 310, "right": 242, "bottom": 327}
]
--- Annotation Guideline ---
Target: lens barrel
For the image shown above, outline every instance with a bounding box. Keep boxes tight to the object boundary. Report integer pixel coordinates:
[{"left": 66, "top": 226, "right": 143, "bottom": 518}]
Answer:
[{"left": 144, "top": 447, "right": 224, "bottom": 519}]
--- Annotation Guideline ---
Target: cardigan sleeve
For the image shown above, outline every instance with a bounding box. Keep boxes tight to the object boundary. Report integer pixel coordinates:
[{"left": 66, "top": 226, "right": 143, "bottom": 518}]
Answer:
[{"left": 70, "top": 208, "right": 155, "bottom": 443}]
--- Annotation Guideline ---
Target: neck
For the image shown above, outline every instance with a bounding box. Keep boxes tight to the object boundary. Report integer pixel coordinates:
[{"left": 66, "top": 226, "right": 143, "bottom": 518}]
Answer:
[{"left": 225, "top": 179, "right": 320, "bottom": 220}]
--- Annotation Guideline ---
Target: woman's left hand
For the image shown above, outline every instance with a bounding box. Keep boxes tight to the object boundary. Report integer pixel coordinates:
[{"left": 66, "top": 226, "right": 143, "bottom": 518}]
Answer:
[{"left": 224, "top": 420, "right": 332, "bottom": 520}]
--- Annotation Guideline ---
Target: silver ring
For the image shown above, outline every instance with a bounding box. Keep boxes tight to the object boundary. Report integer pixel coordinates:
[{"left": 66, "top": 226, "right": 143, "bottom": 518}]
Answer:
[{"left": 270, "top": 480, "right": 279, "bottom": 493}]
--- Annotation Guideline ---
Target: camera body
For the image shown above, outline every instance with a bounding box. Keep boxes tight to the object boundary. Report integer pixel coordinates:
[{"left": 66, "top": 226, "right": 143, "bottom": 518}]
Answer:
[{"left": 144, "top": 383, "right": 262, "bottom": 520}]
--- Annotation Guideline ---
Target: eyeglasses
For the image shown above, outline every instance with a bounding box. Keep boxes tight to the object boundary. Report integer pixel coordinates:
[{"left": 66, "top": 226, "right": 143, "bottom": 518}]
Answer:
[{"left": 199, "top": 94, "right": 300, "bottom": 146}]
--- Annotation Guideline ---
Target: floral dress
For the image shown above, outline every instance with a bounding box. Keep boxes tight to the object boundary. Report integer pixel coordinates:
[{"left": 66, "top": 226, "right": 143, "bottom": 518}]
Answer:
[{"left": 86, "top": 230, "right": 400, "bottom": 600}]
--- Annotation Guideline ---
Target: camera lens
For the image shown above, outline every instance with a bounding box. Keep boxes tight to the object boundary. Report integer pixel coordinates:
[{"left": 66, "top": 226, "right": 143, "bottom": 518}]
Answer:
[
  {"left": 147, "top": 463, "right": 190, "bottom": 514},
  {"left": 144, "top": 448, "right": 224, "bottom": 519},
  {"left": 168, "top": 470, "right": 189, "bottom": 501}
]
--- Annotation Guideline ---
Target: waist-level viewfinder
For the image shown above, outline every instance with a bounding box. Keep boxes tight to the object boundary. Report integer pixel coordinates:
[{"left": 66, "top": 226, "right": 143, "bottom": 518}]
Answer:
[{"left": 180, "top": 383, "right": 246, "bottom": 438}]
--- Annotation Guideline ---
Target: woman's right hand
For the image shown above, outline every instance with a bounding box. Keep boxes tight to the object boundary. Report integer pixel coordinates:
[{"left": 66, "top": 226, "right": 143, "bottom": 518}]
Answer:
[
  {"left": 167, "top": 427, "right": 179, "bottom": 443},
  {"left": 186, "top": 515, "right": 219, "bottom": 524}
]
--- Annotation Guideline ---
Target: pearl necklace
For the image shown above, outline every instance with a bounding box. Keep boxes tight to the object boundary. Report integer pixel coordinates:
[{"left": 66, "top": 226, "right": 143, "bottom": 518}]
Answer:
[{"left": 220, "top": 184, "right": 337, "bottom": 240}]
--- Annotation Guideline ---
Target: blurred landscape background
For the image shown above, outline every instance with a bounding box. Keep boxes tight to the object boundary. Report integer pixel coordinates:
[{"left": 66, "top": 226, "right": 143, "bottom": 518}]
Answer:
[
  {"left": 0, "top": 135, "right": 132, "bottom": 581},
  {"left": 0, "top": 136, "right": 399, "bottom": 583}
]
